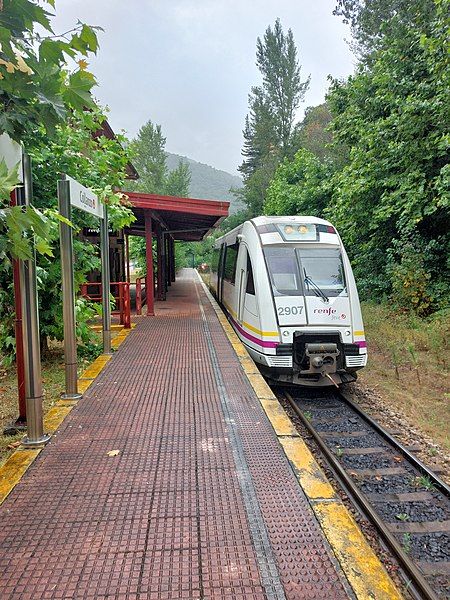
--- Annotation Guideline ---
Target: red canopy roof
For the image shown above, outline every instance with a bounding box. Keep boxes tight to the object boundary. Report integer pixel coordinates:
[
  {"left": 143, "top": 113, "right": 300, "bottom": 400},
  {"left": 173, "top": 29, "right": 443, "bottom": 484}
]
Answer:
[{"left": 123, "top": 191, "right": 230, "bottom": 241}]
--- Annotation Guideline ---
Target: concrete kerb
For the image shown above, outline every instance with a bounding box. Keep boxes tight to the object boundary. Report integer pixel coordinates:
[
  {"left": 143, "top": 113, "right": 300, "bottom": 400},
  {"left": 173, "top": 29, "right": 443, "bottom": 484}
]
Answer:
[
  {"left": 0, "top": 324, "right": 135, "bottom": 505},
  {"left": 197, "top": 272, "right": 403, "bottom": 600}
]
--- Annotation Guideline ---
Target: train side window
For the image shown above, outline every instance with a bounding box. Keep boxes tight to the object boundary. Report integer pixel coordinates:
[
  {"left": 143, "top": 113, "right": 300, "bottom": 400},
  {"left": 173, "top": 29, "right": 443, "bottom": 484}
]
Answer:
[
  {"left": 246, "top": 255, "right": 255, "bottom": 295},
  {"left": 211, "top": 247, "right": 220, "bottom": 273},
  {"left": 223, "top": 243, "right": 239, "bottom": 284}
]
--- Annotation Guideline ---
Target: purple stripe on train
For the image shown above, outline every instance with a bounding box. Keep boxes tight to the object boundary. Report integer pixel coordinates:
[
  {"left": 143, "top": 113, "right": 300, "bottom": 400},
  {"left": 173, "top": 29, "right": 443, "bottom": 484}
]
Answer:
[{"left": 228, "top": 314, "right": 279, "bottom": 349}]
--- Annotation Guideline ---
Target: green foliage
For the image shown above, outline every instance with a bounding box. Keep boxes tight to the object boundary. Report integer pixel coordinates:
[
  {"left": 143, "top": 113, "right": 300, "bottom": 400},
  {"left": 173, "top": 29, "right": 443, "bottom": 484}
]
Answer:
[
  {"left": 387, "top": 239, "right": 434, "bottom": 316},
  {"left": 326, "top": 0, "right": 449, "bottom": 308},
  {"left": 128, "top": 119, "right": 192, "bottom": 274},
  {"left": 164, "top": 161, "right": 191, "bottom": 197},
  {"left": 238, "top": 19, "right": 309, "bottom": 216},
  {"left": 291, "top": 103, "right": 349, "bottom": 167},
  {"left": 0, "top": 105, "right": 135, "bottom": 363},
  {"left": 25, "top": 106, "right": 134, "bottom": 352},
  {"left": 0, "top": 0, "right": 100, "bottom": 140},
  {"left": 260, "top": 1, "right": 449, "bottom": 315},
  {"left": 255, "top": 19, "right": 310, "bottom": 155},
  {"left": 129, "top": 121, "right": 167, "bottom": 194},
  {"left": 265, "top": 149, "right": 334, "bottom": 217}
]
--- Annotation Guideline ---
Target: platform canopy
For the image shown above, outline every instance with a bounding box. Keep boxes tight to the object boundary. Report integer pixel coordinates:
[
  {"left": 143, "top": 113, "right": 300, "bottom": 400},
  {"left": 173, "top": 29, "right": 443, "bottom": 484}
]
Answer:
[{"left": 124, "top": 191, "right": 229, "bottom": 241}]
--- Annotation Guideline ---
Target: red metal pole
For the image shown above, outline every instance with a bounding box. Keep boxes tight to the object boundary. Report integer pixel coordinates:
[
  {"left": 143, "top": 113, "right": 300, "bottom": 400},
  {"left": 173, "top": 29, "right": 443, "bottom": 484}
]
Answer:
[
  {"left": 125, "top": 232, "right": 130, "bottom": 283},
  {"left": 10, "top": 190, "right": 26, "bottom": 423},
  {"left": 136, "top": 278, "right": 142, "bottom": 315},
  {"left": 145, "top": 213, "right": 155, "bottom": 316},
  {"left": 118, "top": 283, "right": 124, "bottom": 325},
  {"left": 124, "top": 283, "right": 131, "bottom": 329}
]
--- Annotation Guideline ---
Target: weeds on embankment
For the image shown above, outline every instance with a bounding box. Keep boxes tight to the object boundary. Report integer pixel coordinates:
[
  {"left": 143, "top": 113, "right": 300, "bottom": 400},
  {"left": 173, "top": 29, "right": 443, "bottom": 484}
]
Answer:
[{"left": 359, "top": 303, "right": 449, "bottom": 451}]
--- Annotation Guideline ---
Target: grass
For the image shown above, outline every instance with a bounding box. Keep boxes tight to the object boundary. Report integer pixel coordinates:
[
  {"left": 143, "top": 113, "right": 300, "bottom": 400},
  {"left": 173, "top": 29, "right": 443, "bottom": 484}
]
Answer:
[
  {"left": 0, "top": 331, "right": 105, "bottom": 467},
  {"left": 358, "top": 303, "right": 449, "bottom": 451},
  {"left": 0, "top": 349, "right": 66, "bottom": 466}
]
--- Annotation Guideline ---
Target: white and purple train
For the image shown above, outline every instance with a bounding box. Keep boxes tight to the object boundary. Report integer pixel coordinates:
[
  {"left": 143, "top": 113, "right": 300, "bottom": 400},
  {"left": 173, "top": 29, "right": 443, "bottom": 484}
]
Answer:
[{"left": 210, "top": 216, "right": 367, "bottom": 387}]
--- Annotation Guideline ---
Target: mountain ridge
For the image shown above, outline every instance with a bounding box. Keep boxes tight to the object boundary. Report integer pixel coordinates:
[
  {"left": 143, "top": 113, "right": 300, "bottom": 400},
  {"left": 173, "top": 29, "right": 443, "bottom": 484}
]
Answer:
[{"left": 166, "top": 152, "right": 245, "bottom": 213}]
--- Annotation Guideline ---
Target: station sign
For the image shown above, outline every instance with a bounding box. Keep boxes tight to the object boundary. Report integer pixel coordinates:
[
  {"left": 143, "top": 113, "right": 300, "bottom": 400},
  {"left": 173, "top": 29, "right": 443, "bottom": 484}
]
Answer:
[
  {"left": 66, "top": 175, "right": 103, "bottom": 219},
  {"left": 0, "top": 133, "right": 24, "bottom": 182}
]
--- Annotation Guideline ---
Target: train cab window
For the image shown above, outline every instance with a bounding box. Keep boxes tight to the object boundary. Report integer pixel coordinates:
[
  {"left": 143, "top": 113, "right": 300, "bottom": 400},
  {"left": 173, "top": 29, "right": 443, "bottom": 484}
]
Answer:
[
  {"left": 223, "top": 243, "right": 239, "bottom": 284},
  {"left": 297, "top": 248, "right": 347, "bottom": 297},
  {"left": 246, "top": 255, "right": 255, "bottom": 295},
  {"left": 263, "top": 247, "right": 302, "bottom": 296}
]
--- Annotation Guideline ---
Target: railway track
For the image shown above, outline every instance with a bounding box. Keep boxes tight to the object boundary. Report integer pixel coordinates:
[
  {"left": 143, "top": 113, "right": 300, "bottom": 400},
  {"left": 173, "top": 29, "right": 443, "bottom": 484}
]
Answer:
[{"left": 280, "top": 388, "right": 449, "bottom": 600}]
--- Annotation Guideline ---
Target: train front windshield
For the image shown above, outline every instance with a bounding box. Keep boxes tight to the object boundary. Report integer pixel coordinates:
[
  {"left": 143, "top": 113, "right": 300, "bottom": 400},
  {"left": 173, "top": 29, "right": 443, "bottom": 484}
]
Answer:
[{"left": 264, "top": 247, "right": 347, "bottom": 298}]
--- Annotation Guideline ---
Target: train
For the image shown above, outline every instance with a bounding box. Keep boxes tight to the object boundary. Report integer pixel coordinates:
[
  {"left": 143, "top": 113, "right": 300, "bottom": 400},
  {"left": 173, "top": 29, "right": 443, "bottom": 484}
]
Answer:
[{"left": 210, "top": 216, "right": 367, "bottom": 387}]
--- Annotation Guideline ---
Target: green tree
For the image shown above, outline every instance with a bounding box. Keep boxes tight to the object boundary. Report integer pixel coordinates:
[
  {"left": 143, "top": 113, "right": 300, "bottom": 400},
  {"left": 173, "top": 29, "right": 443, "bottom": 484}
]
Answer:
[
  {"left": 265, "top": 149, "right": 334, "bottom": 217},
  {"left": 291, "top": 103, "right": 348, "bottom": 167},
  {"left": 0, "top": 0, "right": 101, "bottom": 260},
  {"left": 164, "top": 160, "right": 191, "bottom": 197},
  {"left": 333, "top": 0, "right": 436, "bottom": 58},
  {"left": 238, "top": 19, "right": 309, "bottom": 216},
  {"left": 327, "top": 0, "right": 449, "bottom": 307},
  {"left": 130, "top": 121, "right": 167, "bottom": 194},
  {"left": 256, "top": 19, "right": 309, "bottom": 155},
  {"left": 0, "top": 106, "right": 135, "bottom": 361},
  {"left": 0, "top": 0, "right": 99, "bottom": 140},
  {"left": 128, "top": 120, "right": 192, "bottom": 273}
]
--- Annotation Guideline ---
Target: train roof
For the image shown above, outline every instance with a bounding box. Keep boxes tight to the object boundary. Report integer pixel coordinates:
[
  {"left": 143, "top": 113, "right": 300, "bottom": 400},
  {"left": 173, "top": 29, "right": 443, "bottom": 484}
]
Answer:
[
  {"left": 251, "top": 216, "right": 332, "bottom": 227},
  {"left": 214, "top": 215, "right": 339, "bottom": 248}
]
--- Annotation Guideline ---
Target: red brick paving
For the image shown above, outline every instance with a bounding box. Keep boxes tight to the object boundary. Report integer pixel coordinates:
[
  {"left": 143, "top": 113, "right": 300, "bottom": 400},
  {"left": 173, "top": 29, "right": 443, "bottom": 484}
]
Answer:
[{"left": 0, "top": 270, "right": 350, "bottom": 599}]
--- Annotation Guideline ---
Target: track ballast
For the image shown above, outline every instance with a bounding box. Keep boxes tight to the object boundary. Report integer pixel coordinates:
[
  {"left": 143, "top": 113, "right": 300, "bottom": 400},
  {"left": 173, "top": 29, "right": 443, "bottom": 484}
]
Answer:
[{"left": 279, "top": 388, "right": 449, "bottom": 600}]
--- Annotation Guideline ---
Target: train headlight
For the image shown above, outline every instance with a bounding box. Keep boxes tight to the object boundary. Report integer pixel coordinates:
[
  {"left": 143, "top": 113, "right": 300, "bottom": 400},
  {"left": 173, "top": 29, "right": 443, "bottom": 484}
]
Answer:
[
  {"left": 345, "top": 329, "right": 351, "bottom": 336},
  {"left": 298, "top": 225, "right": 309, "bottom": 234},
  {"left": 283, "top": 331, "right": 289, "bottom": 337},
  {"left": 284, "top": 225, "right": 294, "bottom": 235}
]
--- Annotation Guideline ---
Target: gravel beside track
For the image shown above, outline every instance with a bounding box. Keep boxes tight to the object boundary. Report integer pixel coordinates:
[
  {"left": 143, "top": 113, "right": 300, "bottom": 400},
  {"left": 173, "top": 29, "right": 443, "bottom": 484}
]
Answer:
[{"left": 282, "top": 388, "right": 450, "bottom": 600}]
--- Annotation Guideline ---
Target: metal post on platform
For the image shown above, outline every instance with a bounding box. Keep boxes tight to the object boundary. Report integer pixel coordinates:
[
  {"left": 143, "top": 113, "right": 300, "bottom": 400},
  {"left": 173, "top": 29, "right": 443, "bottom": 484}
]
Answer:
[
  {"left": 156, "top": 224, "right": 163, "bottom": 301},
  {"left": 21, "top": 154, "right": 50, "bottom": 447},
  {"left": 161, "top": 231, "right": 167, "bottom": 300},
  {"left": 170, "top": 237, "right": 176, "bottom": 283},
  {"left": 145, "top": 213, "right": 155, "bottom": 315},
  {"left": 100, "top": 205, "right": 112, "bottom": 353},
  {"left": 58, "top": 177, "right": 82, "bottom": 401}
]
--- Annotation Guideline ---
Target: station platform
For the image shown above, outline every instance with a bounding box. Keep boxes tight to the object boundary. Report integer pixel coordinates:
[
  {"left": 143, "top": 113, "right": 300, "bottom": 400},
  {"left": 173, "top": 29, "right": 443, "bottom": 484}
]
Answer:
[{"left": 0, "top": 270, "right": 400, "bottom": 600}]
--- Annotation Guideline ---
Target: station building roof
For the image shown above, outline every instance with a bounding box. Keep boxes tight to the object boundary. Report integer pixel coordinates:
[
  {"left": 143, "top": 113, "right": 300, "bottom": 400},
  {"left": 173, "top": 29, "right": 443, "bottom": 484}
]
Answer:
[{"left": 124, "top": 191, "right": 230, "bottom": 241}]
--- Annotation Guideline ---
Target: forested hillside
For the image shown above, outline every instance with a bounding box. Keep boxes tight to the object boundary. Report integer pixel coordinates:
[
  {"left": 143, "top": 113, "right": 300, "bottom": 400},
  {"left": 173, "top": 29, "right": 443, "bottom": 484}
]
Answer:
[
  {"left": 166, "top": 152, "right": 244, "bottom": 213},
  {"left": 235, "top": 4, "right": 449, "bottom": 316}
]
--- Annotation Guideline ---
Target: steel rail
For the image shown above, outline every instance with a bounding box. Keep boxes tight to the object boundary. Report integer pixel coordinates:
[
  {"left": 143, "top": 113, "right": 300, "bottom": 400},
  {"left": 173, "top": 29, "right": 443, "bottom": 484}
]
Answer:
[
  {"left": 338, "top": 390, "right": 450, "bottom": 497},
  {"left": 283, "top": 390, "right": 440, "bottom": 600}
]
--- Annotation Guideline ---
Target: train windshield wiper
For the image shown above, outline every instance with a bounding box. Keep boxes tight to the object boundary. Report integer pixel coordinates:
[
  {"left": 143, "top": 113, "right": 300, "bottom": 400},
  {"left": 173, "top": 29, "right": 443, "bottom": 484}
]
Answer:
[{"left": 303, "top": 269, "right": 329, "bottom": 303}]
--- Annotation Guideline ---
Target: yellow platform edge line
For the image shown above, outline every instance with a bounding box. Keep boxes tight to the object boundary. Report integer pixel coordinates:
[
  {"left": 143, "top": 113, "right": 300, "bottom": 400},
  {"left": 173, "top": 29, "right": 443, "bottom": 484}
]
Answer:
[
  {"left": 0, "top": 325, "right": 134, "bottom": 506},
  {"left": 0, "top": 449, "right": 41, "bottom": 505},
  {"left": 197, "top": 273, "right": 403, "bottom": 600}
]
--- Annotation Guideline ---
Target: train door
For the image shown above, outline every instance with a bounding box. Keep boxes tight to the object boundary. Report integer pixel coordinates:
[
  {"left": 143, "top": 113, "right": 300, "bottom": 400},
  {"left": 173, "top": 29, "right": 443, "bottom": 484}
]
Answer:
[
  {"left": 236, "top": 245, "right": 258, "bottom": 326},
  {"left": 217, "top": 243, "right": 226, "bottom": 303},
  {"left": 236, "top": 246, "right": 247, "bottom": 323}
]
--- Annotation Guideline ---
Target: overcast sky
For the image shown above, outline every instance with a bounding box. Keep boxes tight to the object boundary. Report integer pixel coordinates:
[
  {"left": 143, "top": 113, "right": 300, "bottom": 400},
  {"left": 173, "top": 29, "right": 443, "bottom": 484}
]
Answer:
[{"left": 52, "top": 1, "right": 355, "bottom": 174}]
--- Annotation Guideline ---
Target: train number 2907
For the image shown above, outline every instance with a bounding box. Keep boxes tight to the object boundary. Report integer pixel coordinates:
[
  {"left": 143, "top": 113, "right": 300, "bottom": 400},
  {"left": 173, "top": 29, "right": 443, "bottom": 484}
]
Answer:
[{"left": 277, "top": 306, "right": 304, "bottom": 316}]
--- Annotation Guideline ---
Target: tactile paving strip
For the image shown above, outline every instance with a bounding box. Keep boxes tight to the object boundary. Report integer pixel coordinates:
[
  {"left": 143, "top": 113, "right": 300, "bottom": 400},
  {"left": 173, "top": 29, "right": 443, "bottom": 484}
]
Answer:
[
  {"left": 195, "top": 276, "right": 352, "bottom": 599},
  {"left": 0, "top": 270, "right": 351, "bottom": 599}
]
